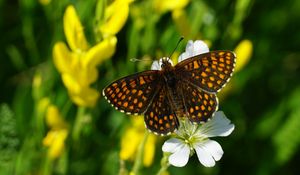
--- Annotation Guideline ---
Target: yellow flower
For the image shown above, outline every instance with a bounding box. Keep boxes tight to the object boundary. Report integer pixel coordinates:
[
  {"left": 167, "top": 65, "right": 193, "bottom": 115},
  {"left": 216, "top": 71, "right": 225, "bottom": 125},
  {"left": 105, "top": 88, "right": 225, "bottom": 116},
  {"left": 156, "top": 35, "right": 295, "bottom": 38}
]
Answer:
[
  {"left": 143, "top": 133, "right": 156, "bottom": 166},
  {"left": 43, "top": 129, "right": 68, "bottom": 159},
  {"left": 120, "top": 127, "right": 142, "bottom": 159},
  {"left": 63, "top": 5, "right": 89, "bottom": 52},
  {"left": 32, "top": 72, "right": 43, "bottom": 100},
  {"left": 39, "top": 0, "right": 51, "bottom": 5},
  {"left": 43, "top": 105, "right": 68, "bottom": 159},
  {"left": 46, "top": 105, "right": 68, "bottom": 129},
  {"left": 120, "top": 116, "right": 156, "bottom": 167},
  {"left": 32, "top": 72, "right": 42, "bottom": 89},
  {"left": 37, "top": 97, "right": 51, "bottom": 116},
  {"left": 172, "top": 9, "right": 190, "bottom": 38},
  {"left": 53, "top": 5, "right": 117, "bottom": 107},
  {"left": 153, "top": 0, "right": 191, "bottom": 37},
  {"left": 153, "top": 0, "right": 189, "bottom": 13},
  {"left": 219, "top": 39, "right": 253, "bottom": 100},
  {"left": 99, "top": 0, "right": 134, "bottom": 38},
  {"left": 234, "top": 39, "right": 253, "bottom": 72}
]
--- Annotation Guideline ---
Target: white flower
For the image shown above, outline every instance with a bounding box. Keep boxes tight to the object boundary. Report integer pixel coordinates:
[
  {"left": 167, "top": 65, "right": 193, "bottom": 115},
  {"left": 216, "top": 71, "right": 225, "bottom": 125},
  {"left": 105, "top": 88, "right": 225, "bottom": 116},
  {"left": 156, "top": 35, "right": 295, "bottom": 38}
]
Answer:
[
  {"left": 162, "top": 111, "right": 234, "bottom": 167},
  {"left": 178, "top": 40, "right": 209, "bottom": 62},
  {"left": 151, "top": 40, "right": 209, "bottom": 70}
]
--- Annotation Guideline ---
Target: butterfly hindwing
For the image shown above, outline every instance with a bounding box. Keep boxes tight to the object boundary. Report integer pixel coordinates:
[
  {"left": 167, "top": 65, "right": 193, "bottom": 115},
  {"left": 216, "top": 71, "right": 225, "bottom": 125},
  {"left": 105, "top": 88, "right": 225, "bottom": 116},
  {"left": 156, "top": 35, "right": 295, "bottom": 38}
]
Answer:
[
  {"left": 103, "top": 70, "right": 160, "bottom": 115},
  {"left": 175, "top": 50, "right": 236, "bottom": 92},
  {"left": 144, "top": 87, "right": 179, "bottom": 135},
  {"left": 180, "top": 82, "right": 218, "bottom": 123}
]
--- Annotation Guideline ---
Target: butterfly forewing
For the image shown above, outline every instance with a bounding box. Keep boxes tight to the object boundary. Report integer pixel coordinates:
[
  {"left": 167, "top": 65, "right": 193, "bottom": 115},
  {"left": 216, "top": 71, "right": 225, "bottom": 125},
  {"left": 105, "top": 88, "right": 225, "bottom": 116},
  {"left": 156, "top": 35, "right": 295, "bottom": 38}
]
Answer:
[
  {"left": 144, "top": 87, "right": 179, "bottom": 135},
  {"left": 103, "top": 70, "right": 160, "bottom": 115},
  {"left": 175, "top": 50, "right": 236, "bottom": 92},
  {"left": 180, "top": 82, "right": 218, "bottom": 123}
]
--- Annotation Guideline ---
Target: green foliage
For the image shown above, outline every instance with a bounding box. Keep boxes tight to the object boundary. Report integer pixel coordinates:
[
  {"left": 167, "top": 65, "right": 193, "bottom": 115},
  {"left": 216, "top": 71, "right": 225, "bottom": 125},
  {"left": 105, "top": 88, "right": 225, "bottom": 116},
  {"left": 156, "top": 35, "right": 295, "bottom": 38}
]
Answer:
[{"left": 0, "top": 104, "right": 19, "bottom": 174}]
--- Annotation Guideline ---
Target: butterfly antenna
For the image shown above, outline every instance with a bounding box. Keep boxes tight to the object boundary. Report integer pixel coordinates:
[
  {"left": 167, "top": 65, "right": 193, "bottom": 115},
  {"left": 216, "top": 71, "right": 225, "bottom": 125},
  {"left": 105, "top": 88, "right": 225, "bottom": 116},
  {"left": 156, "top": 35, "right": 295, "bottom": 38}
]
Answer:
[
  {"left": 168, "top": 36, "right": 184, "bottom": 60},
  {"left": 130, "top": 58, "right": 141, "bottom": 62},
  {"left": 130, "top": 57, "right": 153, "bottom": 62}
]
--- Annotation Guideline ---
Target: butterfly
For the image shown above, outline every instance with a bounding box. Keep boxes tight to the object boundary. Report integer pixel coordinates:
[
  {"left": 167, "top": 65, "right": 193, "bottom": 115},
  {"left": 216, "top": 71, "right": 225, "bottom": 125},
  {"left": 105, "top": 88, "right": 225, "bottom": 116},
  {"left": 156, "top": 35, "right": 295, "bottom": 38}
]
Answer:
[{"left": 103, "top": 51, "right": 236, "bottom": 135}]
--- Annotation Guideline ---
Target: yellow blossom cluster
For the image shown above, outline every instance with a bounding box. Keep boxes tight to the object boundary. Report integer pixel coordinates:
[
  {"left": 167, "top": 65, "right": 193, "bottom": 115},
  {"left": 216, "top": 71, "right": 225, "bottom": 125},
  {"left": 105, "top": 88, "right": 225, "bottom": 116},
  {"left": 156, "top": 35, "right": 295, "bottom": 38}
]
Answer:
[
  {"left": 43, "top": 105, "right": 68, "bottom": 159},
  {"left": 53, "top": 1, "right": 132, "bottom": 107}
]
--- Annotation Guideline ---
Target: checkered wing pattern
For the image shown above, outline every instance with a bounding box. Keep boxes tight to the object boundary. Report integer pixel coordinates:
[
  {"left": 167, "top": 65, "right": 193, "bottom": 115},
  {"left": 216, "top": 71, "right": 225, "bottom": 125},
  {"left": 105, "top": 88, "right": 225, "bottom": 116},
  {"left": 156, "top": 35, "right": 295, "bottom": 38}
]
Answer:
[
  {"left": 176, "top": 51, "right": 236, "bottom": 92},
  {"left": 144, "top": 87, "right": 179, "bottom": 135},
  {"left": 180, "top": 82, "right": 218, "bottom": 123},
  {"left": 102, "top": 70, "right": 160, "bottom": 115}
]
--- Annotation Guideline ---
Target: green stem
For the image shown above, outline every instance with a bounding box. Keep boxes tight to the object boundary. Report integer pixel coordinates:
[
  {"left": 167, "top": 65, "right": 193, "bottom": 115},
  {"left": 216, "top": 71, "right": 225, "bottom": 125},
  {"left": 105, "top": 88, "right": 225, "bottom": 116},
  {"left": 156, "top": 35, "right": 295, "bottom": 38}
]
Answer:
[
  {"left": 72, "top": 107, "right": 86, "bottom": 141},
  {"left": 61, "top": 99, "right": 72, "bottom": 117},
  {"left": 131, "top": 131, "right": 149, "bottom": 175},
  {"left": 119, "top": 159, "right": 128, "bottom": 175},
  {"left": 156, "top": 153, "right": 170, "bottom": 175},
  {"left": 94, "top": 0, "right": 106, "bottom": 42},
  {"left": 43, "top": 155, "right": 53, "bottom": 175}
]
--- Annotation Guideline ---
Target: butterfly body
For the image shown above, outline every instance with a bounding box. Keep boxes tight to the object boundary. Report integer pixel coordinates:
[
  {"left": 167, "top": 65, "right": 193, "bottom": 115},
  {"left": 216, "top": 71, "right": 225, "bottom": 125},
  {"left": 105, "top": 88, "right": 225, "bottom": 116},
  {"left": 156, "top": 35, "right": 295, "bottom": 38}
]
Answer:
[
  {"left": 103, "top": 51, "right": 236, "bottom": 135},
  {"left": 159, "top": 58, "right": 185, "bottom": 116},
  {"left": 162, "top": 65, "right": 177, "bottom": 88}
]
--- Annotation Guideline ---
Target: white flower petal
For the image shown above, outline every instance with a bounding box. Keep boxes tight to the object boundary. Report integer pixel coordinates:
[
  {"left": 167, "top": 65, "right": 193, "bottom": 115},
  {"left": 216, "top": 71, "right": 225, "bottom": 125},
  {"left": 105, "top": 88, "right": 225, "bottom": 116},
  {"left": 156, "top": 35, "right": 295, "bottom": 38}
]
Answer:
[
  {"left": 178, "top": 40, "right": 210, "bottom": 63},
  {"left": 194, "top": 142, "right": 216, "bottom": 167},
  {"left": 198, "top": 140, "right": 224, "bottom": 161},
  {"left": 193, "top": 40, "right": 209, "bottom": 55},
  {"left": 178, "top": 40, "right": 193, "bottom": 62},
  {"left": 162, "top": 138, "right": 183, "bottom": 153},
  {"left": 185, "top": 40, "right": 194, "bottom": 57},
  {"left": 178, "top": 52, "right": 189, "bottom": 62},
  {"left": 162, "top": 138, "right": 190, "bottom": 167},
  {"left": 151, "top": 60, "right": 161, "bottom": 70},
  {"left": 168, "top": 143, "right": 190, "bottom": 167},
  {"left": 197, "top": 111, "right": 235, "bottom": 137}
]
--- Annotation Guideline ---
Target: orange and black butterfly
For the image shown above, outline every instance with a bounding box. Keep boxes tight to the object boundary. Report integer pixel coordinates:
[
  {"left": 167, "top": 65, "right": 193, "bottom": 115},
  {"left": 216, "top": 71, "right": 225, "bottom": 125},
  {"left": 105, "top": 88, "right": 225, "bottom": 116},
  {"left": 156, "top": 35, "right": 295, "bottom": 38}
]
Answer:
[{"left": 102, "top": 51, "right": 236, "bottom": 135}]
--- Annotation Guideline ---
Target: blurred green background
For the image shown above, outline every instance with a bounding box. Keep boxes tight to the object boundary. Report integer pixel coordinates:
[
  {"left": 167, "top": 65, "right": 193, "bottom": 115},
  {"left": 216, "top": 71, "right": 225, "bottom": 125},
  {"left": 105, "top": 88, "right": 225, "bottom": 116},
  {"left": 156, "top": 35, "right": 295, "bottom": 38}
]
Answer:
[{"left": 1, "top": 0, "right": 300, "bottom": 175}]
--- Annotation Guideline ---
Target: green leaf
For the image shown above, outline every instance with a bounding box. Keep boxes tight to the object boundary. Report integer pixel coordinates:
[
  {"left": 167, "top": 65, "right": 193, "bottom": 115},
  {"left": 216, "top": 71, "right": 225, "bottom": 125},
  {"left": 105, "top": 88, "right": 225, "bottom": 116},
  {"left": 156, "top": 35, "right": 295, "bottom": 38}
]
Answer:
[{"left": 0, "top": 104, "right": 19, "bottom": 174}]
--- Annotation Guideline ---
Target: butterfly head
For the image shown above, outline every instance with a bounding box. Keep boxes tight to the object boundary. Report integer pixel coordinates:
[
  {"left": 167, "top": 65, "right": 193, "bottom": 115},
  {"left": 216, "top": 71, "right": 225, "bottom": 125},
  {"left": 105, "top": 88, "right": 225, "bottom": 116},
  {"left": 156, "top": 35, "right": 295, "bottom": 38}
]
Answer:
[{"left": 161, "top": 57, "right": 173, "bottom": 70}]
